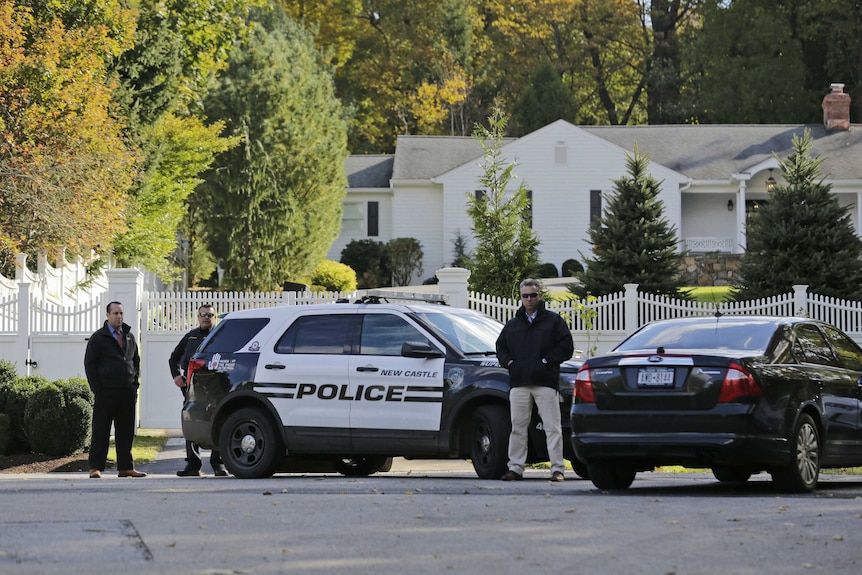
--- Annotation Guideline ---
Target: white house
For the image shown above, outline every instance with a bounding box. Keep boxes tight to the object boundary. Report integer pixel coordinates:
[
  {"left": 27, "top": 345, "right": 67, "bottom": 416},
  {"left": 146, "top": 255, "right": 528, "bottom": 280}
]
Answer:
[{"left": 328, "top": 84, "right": 862, "bottom": 284}]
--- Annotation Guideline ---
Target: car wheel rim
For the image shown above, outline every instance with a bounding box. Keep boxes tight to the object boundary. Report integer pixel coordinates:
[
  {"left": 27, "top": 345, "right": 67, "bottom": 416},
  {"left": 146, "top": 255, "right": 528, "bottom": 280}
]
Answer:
[
  {"left": 230, "top": 422, "right": 263, "bottom": 467},
  {"left": 796, "top": 422, "right": 818, "bottom": 485},
  {"left": 474, "top": 421, "right": 492, "bottom": 464}
]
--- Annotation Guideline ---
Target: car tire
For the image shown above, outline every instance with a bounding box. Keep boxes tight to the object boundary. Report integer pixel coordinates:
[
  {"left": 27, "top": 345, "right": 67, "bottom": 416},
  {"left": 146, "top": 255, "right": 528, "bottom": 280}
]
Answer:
[
  {"left": 333, "top": 456, "right": 393, "bottom": 477},
  {"left": 587, "top": 461, "right": 636, "bottom": 490},
  {"left": 712, "top": 467, "right": 752, "bottom": 483},
  {"left": 569, "top": 458, "right": 591, "bottom": 480},
  {"left": 469, "top": 405, "right": 511, "bottom": 479},
  {"left": 219, "top": 407, "right": 285, "bottom": 479},
  {"left": 770, "top": 413, "right": 820, "bottom": 493}
]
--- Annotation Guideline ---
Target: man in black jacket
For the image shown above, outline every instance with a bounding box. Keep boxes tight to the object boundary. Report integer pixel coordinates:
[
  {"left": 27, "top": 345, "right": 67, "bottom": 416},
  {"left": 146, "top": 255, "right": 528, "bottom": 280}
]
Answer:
[
  {"left": 169, "top": 303, "right": 227, "bottom": 477},
  {"left": 85, "top": 301, "right": 146, "bottom": 478},
  {"left": 496, "top": 279, "right": 574, "bottom": 482}
]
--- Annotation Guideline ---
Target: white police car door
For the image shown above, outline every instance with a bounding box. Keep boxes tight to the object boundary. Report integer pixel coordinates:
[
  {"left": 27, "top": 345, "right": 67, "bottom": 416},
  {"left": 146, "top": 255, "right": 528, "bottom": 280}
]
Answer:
[
  {"left": 348, "top": 310, "right": 446, "bottom": 434},
  {"left": 256, "top": 311, "right": 356, "bottom": 450}
]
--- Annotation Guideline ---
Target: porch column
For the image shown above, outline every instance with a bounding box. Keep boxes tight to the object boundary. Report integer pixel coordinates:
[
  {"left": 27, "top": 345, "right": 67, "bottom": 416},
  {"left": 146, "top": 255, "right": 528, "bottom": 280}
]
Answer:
[{"left": 736, "top": 180, "right": 747, "bottom": 253}]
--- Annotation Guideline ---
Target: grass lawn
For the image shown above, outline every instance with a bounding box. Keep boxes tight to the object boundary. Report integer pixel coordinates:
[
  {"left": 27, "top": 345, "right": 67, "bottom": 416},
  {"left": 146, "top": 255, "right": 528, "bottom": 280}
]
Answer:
[
  {"left": 685, "top": 285, "right": 735, "bottom": 303},
  {"left": 107, "top": 432, "right": 168, "bottom": 465}
]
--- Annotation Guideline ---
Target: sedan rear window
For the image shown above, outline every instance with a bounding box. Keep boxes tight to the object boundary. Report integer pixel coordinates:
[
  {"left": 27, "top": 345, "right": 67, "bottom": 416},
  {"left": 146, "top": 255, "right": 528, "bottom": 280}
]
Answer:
[{"left": 616, "top": 319, "right": 776, "bottom": 352}]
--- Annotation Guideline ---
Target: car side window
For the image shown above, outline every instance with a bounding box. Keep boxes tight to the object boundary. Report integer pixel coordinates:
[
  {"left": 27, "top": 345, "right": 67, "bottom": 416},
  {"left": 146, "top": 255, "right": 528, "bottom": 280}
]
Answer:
[
  {"left": 201, "top": 318, "right": 270, "bottom": 353},
  {"left": 793, "top": 324, "right": 837, "bottom": 366},
  {"left": 359, "top": 314, "right": 432, "bottom": 356},
  {"left": 275, "top": 315, "right": 353, "bottom": 354},
  {"left": 822, "top": 326, "right": 862, "bottom": 371}
]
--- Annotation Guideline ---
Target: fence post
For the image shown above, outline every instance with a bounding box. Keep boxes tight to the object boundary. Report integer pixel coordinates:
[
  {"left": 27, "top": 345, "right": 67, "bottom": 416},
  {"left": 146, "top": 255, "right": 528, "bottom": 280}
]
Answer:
[
  {"left": 792, "top": 285, "right": 809, "bottom": 317},
  {"left": 624, "top": 283, "right": 639, "bottom": 334},
  {"left": 106, "top": 269, "right": 144, "bottom": 343},
  {"left": 16, "top": 282, "right": 30, "bottom": 375},
  {"left": 435, "top": 267, "right": 470, "bottom": 308}
]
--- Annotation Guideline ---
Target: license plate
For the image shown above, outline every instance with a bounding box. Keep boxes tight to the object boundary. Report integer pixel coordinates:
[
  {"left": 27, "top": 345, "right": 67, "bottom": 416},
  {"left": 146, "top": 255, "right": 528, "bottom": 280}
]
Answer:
[{"left": 637, "top": 367, "right": 674, "bottom": 387}]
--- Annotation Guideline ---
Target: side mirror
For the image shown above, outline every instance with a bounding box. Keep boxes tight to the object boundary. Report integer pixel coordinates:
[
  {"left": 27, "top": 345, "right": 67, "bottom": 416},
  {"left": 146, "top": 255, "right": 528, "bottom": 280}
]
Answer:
[{"left": 401, "top": 341, "right": 445, "bottom": 359}]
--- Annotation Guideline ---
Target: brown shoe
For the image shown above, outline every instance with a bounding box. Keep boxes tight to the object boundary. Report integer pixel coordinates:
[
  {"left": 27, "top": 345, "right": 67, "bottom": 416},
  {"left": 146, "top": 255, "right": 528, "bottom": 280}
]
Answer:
[
  {"left": 551, "top": 471, "right": 565, "bottom": 482},
  {"left": 89, "top": 469, "right": 101, "bottom": 479},
  {"left": 118, "top": 469, "right": 147, "bottom": 478},
  {"left": 500, "top": 470, "right": 523, "bottom": 481}
]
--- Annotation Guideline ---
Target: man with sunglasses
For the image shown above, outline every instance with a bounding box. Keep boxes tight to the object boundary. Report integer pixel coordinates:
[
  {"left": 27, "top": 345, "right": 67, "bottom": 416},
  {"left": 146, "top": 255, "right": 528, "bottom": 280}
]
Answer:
[
  {"left": 169, "top": 304, "right": 228, "bottom": 477},
  {"left": 496, "top": 279, "right": 574, "bottom": 482}
]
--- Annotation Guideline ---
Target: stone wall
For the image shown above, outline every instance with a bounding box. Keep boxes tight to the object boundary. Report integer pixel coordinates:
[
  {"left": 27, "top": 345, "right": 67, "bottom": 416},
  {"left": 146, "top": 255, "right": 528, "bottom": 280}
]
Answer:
[{"left": 679, "top": 253, "right": 743, "bottom": 287}]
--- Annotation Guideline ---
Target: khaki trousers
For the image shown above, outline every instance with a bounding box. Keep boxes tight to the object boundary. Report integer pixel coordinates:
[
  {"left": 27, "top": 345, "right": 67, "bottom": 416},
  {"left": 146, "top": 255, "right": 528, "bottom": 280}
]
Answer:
[{"left": 506, "top": 385, "right": 565, "bottom": 475}]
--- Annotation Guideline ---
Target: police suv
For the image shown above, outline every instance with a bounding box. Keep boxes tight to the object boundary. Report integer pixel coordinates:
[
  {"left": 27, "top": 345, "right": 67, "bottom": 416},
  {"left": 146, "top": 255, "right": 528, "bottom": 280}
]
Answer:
[{"left": 181, "top": 292, "right": 584, "bottom": 479}]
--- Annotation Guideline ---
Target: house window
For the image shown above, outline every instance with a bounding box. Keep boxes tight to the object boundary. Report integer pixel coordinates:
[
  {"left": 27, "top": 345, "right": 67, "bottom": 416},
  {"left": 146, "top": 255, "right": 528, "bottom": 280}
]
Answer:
[
  {"left": 342, "top": 202, "right": 363, "bottom": 234},
  {"left": 367, "top": 201, "right": 379, "bottom": 237},
  {"left": 590, "top": 190, "right": 602, "bottom": 224},
  {"left": 555, "top": 145, "right": 567, "bottom": 165}
]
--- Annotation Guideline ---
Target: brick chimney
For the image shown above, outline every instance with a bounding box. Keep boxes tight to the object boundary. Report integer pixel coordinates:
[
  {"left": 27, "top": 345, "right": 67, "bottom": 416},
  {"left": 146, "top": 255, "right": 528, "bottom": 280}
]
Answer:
[{"left": 822, "top": 83, "right": 851, "bottom": 130}]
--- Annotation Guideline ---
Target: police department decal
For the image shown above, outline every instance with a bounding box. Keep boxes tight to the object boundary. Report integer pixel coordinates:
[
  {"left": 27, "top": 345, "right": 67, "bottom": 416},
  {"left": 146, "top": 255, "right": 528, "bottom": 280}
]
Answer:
[
  {"left": 248, "top": 340, "right": 260, "bottom": 352},
  {"left": 447, "top": 367, "right": 465, "bottom": 386},
  {"left": 207, "top": 353, "right": 236, "bottom": 372}
]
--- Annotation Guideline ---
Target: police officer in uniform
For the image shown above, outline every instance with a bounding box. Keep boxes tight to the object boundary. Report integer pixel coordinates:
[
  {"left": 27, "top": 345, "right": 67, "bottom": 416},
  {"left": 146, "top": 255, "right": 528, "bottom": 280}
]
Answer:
[{"left": 169, "top": 303, "right": 228, "bottom": 477}]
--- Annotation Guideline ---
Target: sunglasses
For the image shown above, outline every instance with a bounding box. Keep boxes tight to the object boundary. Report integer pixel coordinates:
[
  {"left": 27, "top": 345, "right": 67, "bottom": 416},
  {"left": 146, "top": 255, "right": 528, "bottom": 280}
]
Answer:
[
  {"left": 520, "top": 293, "right": 539, "bottom": 299},
  {"left": 199, "top": 313, "right": 215, "bottom": 318}
]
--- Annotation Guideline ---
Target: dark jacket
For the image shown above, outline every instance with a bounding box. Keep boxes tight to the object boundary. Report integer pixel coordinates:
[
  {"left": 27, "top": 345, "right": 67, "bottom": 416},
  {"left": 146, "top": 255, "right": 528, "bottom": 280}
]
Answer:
[
  {"left": 84, "top": 321, "right": 140, "bottom": 394},
  {"left": 495, "top": 301, "right": 574, "bottom": 390},
  {"left": 168, "top": 326, "right": 211, "bottom": 383}
]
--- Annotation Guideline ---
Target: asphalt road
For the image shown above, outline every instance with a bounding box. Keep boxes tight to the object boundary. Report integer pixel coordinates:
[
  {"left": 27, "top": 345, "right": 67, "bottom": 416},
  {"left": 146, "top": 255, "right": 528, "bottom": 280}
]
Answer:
[{"left": 1, "top": 438, "right": 861, "bottom": 574}]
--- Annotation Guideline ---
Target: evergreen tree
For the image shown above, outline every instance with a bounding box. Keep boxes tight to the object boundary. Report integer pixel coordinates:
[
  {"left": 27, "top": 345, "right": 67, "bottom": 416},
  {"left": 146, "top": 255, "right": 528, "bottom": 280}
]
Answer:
[
  {"left": 735, "top": 131, "right": 862, "bottom": 300},
  {"left": 510, "top": 61, "right": 577, "bottom": 136},
  {"left": 467, "top": 106, "right": 540, "bottom": 298},
  {"left": 580, "top": 150, "right": 685, "bottom": 297},
  {"left": 200, "top": 5, "right": 348, "bottom": 290}
]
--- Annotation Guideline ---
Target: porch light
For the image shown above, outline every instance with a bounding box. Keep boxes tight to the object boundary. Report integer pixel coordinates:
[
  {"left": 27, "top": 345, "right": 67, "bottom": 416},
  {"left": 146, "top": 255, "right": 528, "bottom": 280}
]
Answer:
[
  {"left": 766, "top": 169, "right": 776, "bottom": 192},
  {"left": 727, "top": 199, "right": 734, "bottom": 212}
]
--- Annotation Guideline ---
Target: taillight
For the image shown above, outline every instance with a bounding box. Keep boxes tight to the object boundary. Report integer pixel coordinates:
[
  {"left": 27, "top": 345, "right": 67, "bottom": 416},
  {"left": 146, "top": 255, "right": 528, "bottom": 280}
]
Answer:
[
  {"left": 718, "top": 362, "right": 762, "bottom": 402},
  {"left": 574, "top": 366, "right": 595, "bottom": 403},
  {"left": 186, "top": 358, "right": 207, "bottom": 387}
]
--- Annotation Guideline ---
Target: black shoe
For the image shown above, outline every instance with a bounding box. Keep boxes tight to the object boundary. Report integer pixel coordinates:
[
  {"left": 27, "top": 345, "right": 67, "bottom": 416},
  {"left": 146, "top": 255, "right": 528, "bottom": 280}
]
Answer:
[
  {"left": 501, "top": 470, "right": 523, "bottom": 481},
  {"left": 214, "top": 468, "right": 229, "bottom": 477},
  {"left": 177, "top": 467, "right": 204, "bottom": 477}
]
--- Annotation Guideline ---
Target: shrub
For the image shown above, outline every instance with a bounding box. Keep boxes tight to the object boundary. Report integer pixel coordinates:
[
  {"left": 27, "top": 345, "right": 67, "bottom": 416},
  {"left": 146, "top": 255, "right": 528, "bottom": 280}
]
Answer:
[
  {"left": 311, "top": 260, "right": 358, "bottom": 292},
  {"left": 56, "top": 377, "right": 93, "bottom": 407},
  {"left": 0, "top": 413, "right": 11, "bottom": 455},
  {"left": 4, "top": 375, "right": 47, "bottom": 451},
  {"left": 24, "top": 380, "right": 92, "bottom": 456},
  {"left": 538, "top": 262, "right": 559, "bottom": 278},
  {"left": 0, "top": 359, "right": 17, "bottom": 412},
  {"left": 340, "top": 239, "right": 390, "bottom": 288},
  {"left": 387, "top": 237, "right": 423, "bottom": 286},
  {"left": 562, "top": 258, "right": 584, "bottom": 276}
]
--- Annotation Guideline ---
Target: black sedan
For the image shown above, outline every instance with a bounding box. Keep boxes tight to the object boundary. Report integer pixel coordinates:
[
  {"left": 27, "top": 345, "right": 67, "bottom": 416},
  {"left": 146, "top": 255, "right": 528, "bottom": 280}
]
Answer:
[{"left": 570, "top": 315, "right": 862, "bottom": 492}]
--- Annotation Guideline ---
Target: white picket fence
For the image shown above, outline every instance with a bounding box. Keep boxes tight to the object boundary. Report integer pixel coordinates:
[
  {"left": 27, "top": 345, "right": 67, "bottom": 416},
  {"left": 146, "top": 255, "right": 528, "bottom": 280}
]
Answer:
[{"left": 5, "top": 261, "right": 862, "bottom": 428}]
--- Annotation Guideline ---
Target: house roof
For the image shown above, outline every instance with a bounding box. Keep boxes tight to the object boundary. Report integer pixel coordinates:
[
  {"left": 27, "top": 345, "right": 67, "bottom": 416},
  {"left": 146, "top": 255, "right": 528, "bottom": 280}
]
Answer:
[
  {"left": 345, "top": 155, "right": 393, "bottom": 188},
  {"left": 582, "top": 124, "right": 862, "bottom": 181},
  {"left": 391, "top": 135, "right": 516, "bottom": 180},
  {"left": 347, "top": 123, "right": 862, "bottom": 187}
]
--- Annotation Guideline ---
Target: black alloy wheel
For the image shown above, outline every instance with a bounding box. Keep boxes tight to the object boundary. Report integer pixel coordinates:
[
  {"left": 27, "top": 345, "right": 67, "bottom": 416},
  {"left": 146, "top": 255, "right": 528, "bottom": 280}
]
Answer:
[{"left": 469, "top": 405, "right": 511, "bottom": 479}]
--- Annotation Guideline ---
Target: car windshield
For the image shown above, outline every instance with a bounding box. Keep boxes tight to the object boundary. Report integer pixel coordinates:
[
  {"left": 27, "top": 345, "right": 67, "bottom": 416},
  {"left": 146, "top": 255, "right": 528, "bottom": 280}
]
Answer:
[
  {"left": 413, "top": 311, "right": 502, "bottom": 355},
  {"left": 616, "top": 318, "right": 776, "bottom": 353}
]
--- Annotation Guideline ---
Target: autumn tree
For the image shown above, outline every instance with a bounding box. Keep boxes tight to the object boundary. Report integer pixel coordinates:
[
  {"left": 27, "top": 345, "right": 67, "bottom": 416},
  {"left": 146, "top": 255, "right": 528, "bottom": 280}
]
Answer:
[
  {"left": 0, "top": 2, "right": 137, "bottom": 274},
  {"left": 467, "top": 106, "right": 540, "bottom": 298},
  {"left": 735, "top": 132, "right": 862, "bottom": 301},
  {"left": 200, "top": 5, "right": 348, "bottom": 290}
]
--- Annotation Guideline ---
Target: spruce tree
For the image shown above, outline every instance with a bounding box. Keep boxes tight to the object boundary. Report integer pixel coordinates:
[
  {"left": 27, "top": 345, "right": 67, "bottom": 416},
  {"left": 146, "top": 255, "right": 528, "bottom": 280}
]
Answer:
[
  {"left": 467, "top": 106, "right": 540, "bottom": 298},
  {"left": 736, "top": 131, "right": 862, "bottom": 300},
  {"left": 581, "top": 150, "right": 686, "bottom": 297}
]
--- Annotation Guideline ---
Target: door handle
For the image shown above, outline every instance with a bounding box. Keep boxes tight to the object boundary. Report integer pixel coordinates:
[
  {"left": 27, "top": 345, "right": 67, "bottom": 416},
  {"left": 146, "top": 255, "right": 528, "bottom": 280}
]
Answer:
[
  {"left": 264, "top": 364, "right": 286, "bottom": 370},
  {"left": 356, "top": 366, "right": 379, "bottom": 372}
]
